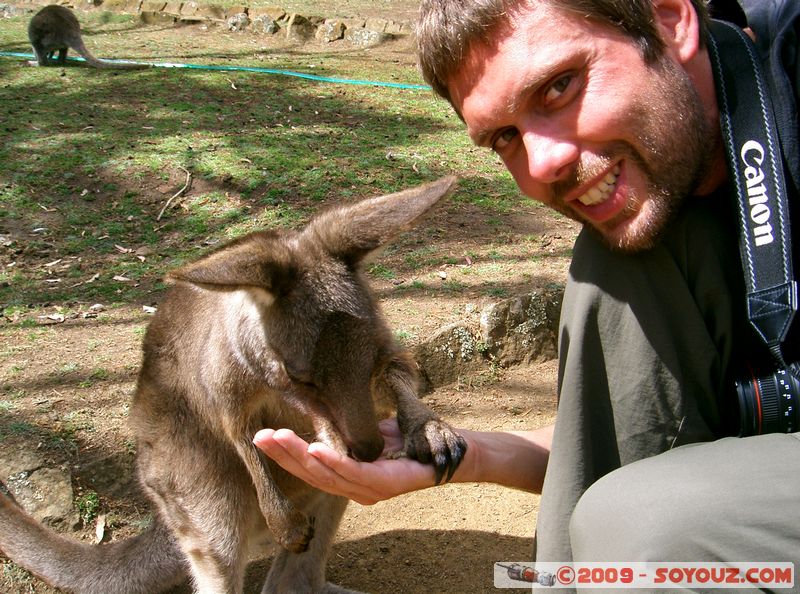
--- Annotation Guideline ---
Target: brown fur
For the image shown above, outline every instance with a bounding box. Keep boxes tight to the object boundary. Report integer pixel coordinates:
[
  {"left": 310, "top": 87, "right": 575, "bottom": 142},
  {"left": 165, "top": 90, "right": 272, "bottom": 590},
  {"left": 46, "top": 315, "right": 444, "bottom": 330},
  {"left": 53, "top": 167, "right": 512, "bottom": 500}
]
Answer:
[
  {"left": 28, "top": 5, "right": 148, "bottom": 69},
  {"left": 0, "top": 177, "right": 466, "bottom": 594}
]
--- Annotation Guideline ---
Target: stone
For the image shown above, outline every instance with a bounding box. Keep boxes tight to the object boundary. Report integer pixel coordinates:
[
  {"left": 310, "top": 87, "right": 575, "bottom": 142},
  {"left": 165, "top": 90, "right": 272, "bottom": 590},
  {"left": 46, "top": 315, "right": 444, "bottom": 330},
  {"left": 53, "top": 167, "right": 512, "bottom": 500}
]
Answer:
[
  {"left": 479, "top": 287, "right": 563, "bottom": 366},
  {"left": 179, "top": 0, "right": 198, "bottom": 15},
  {"left": 251, "top": 15, "right": 279, "bottom": 35},
  {"left": 316, "top": 20, "right": 344, "bottom": 43},
  {"left": 195, "top": 3, "right": 225, "bottom": 21},
  {"left": 162, "top": 1, "right": 181, "bottom": 14},
  {"left": 139, "top": 10, "right": 174, "bottom": 24},
  {"left": 285, "top": 13, "right": 316, "bottom": 42},
  {"left": 5, "top": 468, "right": 79, "bottom": 530},
  {"left": 0, "top": 444, "right": 79, "bottom": 531},
  {"left": 345, "top": 28, "right": 391, "bottom": 47},
  {"left": 226, "top": 12, "right": 249, "bottom": 31},
  {"left": 339, "top": 17, "right": 365, "bottom": 29},
  {"left": 414, "top": 323, "right": 486, "bottom": 391},
  {"left": 248, "top": 6, "right": 284, "bottom": 21},
  {"left": 364, "top": 17, "right": 388, "bottom": 32},
  {"left": 139, "top": 0, "right": 164, "bottom": 11}
]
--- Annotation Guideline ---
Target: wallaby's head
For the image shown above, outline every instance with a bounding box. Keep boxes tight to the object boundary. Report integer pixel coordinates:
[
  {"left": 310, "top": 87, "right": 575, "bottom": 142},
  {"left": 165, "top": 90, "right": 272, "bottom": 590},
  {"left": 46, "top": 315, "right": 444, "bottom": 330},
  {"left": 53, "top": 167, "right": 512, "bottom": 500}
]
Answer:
[{"left": 166, "top": 177, "right": 457, "bottom": 461}]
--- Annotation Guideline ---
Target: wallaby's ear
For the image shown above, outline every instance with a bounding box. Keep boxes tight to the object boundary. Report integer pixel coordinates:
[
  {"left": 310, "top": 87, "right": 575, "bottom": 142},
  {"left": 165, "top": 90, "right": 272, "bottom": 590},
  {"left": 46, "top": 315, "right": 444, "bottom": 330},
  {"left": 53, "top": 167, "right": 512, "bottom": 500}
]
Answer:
[
  {"left": 303, "top": 176, "right": 458, "bottom": 265},
  {"left": 166, "top": 231, "right": 296, "bottom": 291}
]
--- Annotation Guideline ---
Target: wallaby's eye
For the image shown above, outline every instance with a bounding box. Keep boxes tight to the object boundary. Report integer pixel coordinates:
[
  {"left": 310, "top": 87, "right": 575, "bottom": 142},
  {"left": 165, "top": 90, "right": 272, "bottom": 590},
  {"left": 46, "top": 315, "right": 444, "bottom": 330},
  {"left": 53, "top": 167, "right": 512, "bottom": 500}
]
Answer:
[{"left": 283, "top": 361, "right": 314, "bottom": 386}]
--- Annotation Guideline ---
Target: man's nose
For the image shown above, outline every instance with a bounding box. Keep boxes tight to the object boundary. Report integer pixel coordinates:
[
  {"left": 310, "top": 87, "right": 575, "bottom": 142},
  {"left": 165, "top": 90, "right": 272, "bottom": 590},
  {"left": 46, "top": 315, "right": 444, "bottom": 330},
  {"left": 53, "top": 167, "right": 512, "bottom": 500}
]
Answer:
[{"left": 521, "top": 130, "right": 578, "bottom": 185}]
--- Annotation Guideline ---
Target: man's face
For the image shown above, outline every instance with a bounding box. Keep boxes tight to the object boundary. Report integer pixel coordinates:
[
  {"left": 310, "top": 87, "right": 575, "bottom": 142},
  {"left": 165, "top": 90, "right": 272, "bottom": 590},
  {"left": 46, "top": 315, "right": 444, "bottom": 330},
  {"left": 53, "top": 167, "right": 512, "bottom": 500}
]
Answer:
[{"left": 448, "top": 2, "right": 715, "bottom": 252}]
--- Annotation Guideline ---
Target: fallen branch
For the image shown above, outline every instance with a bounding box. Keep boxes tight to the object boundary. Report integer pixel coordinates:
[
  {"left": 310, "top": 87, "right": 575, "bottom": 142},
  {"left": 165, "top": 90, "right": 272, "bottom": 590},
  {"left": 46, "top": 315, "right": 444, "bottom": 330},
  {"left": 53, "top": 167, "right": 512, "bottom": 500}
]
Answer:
[{"left": 157, "top": 166, "right": 192, "bottom": 221}]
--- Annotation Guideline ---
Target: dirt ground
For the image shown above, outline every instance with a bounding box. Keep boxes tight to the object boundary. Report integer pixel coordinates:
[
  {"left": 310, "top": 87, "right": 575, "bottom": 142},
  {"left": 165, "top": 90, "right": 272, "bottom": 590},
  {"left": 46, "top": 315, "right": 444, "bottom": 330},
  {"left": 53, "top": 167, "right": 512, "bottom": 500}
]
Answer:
[{"left": 0, "top": 3, "right": 578, "bottom": 592}]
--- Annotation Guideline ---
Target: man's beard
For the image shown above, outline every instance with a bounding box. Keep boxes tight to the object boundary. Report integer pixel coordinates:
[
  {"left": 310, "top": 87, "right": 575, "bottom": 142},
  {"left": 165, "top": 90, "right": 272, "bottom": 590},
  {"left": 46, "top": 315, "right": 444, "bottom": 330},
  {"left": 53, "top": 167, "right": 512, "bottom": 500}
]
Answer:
[{"left": 552, "top": 53, "right": 715, "bottom": 253}]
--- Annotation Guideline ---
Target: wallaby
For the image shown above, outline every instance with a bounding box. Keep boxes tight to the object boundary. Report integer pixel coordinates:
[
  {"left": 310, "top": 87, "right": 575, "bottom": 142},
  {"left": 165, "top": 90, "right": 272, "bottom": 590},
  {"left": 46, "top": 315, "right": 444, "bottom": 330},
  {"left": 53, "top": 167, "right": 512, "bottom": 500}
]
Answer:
[
  {"left": 0, "top": 176, "right": 466, "bottom": 594},
  {"left": 28, "top": 5, "right": 148, "bottom": 69}
]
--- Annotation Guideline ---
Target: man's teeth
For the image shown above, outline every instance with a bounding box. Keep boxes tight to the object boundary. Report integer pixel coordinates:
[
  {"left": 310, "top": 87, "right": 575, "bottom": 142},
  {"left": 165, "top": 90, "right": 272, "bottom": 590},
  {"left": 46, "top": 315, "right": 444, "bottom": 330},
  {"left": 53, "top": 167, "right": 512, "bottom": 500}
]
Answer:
[{"left": 577, "top": 166, "right": 620, "bottom": 206}]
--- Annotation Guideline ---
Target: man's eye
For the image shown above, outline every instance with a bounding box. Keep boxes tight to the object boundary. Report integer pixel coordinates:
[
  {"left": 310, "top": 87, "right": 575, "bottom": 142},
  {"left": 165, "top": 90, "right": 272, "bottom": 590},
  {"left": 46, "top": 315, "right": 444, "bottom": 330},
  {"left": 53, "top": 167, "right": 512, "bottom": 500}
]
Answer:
[
  {"left": 543, "top": 74, "right": 574, "bottom": 105},
  {"left": 492, "top": 128, "right": 518, "bottom": 152}
]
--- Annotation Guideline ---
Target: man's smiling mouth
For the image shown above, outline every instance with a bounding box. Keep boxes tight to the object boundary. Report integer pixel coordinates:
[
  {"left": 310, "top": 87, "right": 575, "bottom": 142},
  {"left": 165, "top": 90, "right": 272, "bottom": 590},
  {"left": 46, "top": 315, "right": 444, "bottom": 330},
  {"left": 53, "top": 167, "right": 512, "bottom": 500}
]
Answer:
[{"left": 576, "top": 165, "right": 620, "bottom": 206}]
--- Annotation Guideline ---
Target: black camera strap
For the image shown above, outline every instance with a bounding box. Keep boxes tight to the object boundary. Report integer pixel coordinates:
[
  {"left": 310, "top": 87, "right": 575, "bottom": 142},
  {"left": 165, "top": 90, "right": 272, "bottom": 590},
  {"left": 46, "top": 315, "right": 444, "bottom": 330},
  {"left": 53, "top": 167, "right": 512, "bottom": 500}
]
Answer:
[{"left": 707, "top": 19, "right": 797, "bottom": 366}]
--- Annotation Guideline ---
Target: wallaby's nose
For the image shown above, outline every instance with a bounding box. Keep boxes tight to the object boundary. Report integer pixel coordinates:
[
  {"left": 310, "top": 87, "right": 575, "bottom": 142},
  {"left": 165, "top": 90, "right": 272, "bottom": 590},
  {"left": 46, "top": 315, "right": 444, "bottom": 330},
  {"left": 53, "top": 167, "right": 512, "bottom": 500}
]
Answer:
[{"left": 348, "top": 439, "right": 383, "bottom": 463}]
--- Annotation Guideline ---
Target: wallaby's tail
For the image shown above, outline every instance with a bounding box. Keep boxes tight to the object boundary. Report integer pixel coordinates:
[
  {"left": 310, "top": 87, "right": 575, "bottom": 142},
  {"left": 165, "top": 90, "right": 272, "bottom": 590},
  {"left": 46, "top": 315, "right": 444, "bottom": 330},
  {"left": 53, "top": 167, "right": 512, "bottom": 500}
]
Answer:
[
  {"left": 0, "top": 490, "right": 187, "bottom": 594},
  {"left": 71, "top": 37, "right": 149, "bottom": 70}
]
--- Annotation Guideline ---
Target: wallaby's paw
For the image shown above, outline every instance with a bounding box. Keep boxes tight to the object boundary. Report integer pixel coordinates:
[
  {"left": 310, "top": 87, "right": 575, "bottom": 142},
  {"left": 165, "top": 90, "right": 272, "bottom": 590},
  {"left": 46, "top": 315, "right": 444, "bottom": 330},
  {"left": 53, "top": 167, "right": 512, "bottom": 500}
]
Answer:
[
  {"left": 277, "top": 514, "right": 315, "bottom": 553},
  {"left": 404, "top": 419, "right": 467, "bottom": 485}
]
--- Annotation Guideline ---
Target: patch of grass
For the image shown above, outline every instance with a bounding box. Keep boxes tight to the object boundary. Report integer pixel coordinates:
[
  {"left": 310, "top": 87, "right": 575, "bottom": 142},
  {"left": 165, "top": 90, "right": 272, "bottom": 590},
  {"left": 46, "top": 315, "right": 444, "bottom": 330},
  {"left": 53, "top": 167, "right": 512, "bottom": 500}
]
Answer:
[
  {"left": 1, "top": 421, "right": 37, "bottom": 438},
  {"left": 368, "top": 263, "right": 396, "bottom": 280},
  {"left": 78, "top": 368, "right": 111, "bottom": 388},
  {"left": 59, "top": 362, "right": 80, "bottom": 375},
  {"left": 484, "top": 286, "right": 510, "bottom": 298},
  {"left": 393, "top": 329, "right": 417, "bottom": 345},
  {"left": 75, "top": 491, "right": 101, "bottom": 525},
  {"left": 0, "top": 9, "right": 525, "bottom": 312}
]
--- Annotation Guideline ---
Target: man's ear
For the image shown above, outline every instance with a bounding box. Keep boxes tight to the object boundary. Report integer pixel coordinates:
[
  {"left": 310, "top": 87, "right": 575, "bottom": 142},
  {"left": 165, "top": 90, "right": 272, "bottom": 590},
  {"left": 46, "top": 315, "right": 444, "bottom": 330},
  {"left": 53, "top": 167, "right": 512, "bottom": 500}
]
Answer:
[{"left": 652, "top": 0, "right": 701, "bottom": 64}]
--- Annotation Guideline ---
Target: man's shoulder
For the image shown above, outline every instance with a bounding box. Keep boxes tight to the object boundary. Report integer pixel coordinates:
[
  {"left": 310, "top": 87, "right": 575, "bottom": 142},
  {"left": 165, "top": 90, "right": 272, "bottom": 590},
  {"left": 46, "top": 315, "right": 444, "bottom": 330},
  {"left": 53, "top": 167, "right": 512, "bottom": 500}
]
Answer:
[{"left": 737, "top": 0, "right": 800, "bottom": 47}]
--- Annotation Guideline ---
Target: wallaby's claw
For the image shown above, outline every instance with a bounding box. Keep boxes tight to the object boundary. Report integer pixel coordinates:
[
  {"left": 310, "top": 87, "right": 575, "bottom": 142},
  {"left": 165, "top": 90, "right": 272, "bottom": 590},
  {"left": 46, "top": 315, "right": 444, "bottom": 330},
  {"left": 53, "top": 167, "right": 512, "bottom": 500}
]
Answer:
[
  {"left": 404, "top": 419, "right": 468, "bottom": 485},
  {"left": 277, "top": 513, "right": 315, "bottom": 553}
]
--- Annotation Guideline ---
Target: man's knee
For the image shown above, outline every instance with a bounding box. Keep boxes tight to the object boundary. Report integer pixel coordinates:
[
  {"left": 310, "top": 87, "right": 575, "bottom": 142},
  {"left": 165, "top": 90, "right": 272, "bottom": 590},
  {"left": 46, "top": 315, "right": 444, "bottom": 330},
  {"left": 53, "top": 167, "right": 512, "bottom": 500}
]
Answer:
[
  {"left": 568, "top": 451, "right": 714, "bottom": 561},
  {"left": 569, "top": 435, "right": 800, "bottom": 562}
]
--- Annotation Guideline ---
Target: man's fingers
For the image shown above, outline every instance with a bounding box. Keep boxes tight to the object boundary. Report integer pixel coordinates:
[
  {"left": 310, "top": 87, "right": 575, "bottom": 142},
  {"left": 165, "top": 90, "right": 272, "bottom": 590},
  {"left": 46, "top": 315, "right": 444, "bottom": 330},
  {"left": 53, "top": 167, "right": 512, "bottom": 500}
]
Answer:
[
  {"left": 254, "top": 429, "right": 382, "bottom": 502},
  {"left": 255, "top": 429, "right": 340, "bottom": 488}
]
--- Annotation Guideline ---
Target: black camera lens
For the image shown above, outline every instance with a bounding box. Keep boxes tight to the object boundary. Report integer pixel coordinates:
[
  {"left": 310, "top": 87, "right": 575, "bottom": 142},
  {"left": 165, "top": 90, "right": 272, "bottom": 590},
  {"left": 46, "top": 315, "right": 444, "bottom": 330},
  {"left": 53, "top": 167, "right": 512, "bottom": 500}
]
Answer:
[{"left": 736, "top": 363, "right": 800, "bottom": 436}]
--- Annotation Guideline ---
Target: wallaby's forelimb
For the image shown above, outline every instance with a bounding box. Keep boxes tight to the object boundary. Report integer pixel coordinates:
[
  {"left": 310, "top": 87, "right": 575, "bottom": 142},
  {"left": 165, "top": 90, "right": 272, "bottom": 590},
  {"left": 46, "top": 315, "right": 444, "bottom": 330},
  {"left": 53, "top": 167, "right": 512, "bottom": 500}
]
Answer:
[
  {"left": 233, "top": 427, "right": 314, "bottom": 553},
  {"left": 379, "top": 355, "right": 468, "bottom": 485}
]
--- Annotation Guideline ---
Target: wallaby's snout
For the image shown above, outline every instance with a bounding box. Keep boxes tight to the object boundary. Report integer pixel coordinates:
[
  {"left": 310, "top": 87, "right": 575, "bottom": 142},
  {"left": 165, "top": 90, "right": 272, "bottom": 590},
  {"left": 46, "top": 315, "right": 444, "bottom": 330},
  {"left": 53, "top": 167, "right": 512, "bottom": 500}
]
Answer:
[
  {"left": 347, "top": 436, "right": 384, "bottom": 462},
  {"left": 308, "top": 311, "right": 386, "bottom": 463}
]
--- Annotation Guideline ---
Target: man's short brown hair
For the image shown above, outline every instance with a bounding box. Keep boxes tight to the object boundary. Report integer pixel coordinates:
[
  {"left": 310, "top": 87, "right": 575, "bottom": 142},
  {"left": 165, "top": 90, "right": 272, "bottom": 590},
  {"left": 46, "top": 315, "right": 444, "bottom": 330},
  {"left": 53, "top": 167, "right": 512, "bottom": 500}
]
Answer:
[{"left": 417, "top": 0, "right": 710, "bottom": 105}]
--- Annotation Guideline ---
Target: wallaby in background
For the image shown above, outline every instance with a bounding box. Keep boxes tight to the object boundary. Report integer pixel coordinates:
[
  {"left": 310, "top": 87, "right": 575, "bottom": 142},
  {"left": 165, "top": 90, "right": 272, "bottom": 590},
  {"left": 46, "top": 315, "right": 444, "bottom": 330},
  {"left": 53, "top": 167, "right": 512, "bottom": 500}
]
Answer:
[
  {"left": 28, "top": 5, "right": 148, "bottom": 69},
  {"left": 0, "top": 177, "right": 467, "bottom": 594}
]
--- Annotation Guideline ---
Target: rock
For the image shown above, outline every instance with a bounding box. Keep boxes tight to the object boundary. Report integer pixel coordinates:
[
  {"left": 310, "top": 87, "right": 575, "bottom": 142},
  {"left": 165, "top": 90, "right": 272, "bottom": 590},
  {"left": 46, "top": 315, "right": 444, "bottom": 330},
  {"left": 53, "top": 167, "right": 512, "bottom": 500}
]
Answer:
[
  {"left": 194, "top": 3, "right": 225, "bottom": 21},
  {"left": 414, "top": 323, "right": 486, "bottom": 391},
  {"left": 285, "top": 13, "right": 316, "bottom": 42},
  {"left": 0, "top": 445, "right": 79, "bottom": 531},
  {"left": 479, "top": 287, "right": 563, "bottom": 366},
  {"left": 0, "top": 3, "right": 24, "bottom": 17},
  {"left": 345, "top": 28, "right": 392, "bottom": 47},
  {"left": 226, "top": 12, "right": 249, "bottom": 31},
  {"left": 179, "top": 1, "right": 198, "bottom": 15},
  {"left": 251, "top": 15, "right": 279, "bottom": 35},
  {"left": 161, "top": 1, "right": 181, "bottom": 14},
  {"left": 339, "top": 17, "right": 365, "bottom": 29},
  {"left": 316, "top": 20, "right": 345, "bottom": 43},
  {"left": 249, "top": 6, "right": 285, "bottom": 21},
  {"left": 364, "top": 17, "right": 388, "bottom": 33},
  {"left": 140, "top": 0, "right": 165, "bottom": 11},
  {"left": 139, "top": 10, "right": 174, "bottom": 24}
]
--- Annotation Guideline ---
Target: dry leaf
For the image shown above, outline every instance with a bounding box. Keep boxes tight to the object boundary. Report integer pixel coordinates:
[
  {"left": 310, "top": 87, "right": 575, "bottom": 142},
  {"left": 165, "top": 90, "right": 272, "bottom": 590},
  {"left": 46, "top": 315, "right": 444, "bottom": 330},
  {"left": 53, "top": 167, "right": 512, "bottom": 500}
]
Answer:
[{"left": 95, "top": 514, "right": 106, "bottom": 543}]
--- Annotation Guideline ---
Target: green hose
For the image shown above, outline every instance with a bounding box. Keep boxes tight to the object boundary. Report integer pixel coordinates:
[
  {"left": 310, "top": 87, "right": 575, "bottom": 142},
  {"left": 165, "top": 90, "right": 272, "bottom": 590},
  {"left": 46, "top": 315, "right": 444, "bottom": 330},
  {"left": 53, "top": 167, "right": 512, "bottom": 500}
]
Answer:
[{"left": 0, "top": 51, "right": 431, "bottom": 90}]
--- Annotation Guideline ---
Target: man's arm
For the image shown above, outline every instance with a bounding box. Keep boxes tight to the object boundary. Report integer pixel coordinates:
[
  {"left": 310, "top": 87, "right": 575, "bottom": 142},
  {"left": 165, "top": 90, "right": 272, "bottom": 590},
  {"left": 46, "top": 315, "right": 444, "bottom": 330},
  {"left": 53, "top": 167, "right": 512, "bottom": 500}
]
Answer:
[{"left": 253, "top": 418, "right": 553, "bottom": 505}]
